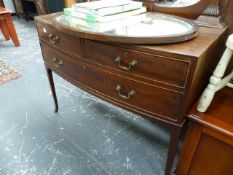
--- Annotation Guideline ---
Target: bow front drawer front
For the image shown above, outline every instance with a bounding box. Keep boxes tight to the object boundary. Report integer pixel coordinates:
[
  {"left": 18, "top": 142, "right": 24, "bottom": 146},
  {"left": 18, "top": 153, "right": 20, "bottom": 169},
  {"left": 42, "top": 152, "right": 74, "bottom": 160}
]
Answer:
[
  {"left": 37, "top": 23, "right": 82, "bottom": 58},
  {"left": 84, "top": 40, "right": 191, "bottom": 88},
  {"left": 41, "top": 44, "right": 183, "bottom": 121}
]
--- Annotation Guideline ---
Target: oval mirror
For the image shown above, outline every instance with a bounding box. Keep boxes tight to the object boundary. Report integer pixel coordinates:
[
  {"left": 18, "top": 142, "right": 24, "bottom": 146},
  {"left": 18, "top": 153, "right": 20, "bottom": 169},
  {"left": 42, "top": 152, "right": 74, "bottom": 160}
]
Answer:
[
  {"left": 55, "top": 12, "right": 198, "bottom": 44},
  {"left": 153, "top": 0, "right": 210, "bottom": 19}
]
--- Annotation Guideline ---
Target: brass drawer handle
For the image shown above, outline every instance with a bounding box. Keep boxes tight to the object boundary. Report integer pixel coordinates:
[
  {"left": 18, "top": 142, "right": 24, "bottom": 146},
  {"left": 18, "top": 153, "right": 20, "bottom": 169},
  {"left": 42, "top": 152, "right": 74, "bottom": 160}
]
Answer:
[
  {"left": 116, "top": 85, "right": 136, "bottom": 99},
  {"left": 115, "top": 56, "right": 137, "bottom": 71},
  {"left": 53, "top": 57, "right": 63, "bottom": 68},
  {"left": 47, "top": 33, "right": 59, "bottom": 44}
]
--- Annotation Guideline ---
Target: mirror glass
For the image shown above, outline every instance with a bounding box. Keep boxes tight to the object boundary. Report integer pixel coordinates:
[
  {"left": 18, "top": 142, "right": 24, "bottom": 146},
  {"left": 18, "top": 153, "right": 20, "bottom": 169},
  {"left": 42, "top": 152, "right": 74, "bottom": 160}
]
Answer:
[
  {"left": 155, "top": 0, "right": 200, "bottom": 7},
  {"left": 105, "top": 13, "right": 194, "bottom": 37},
  {"left": 55, "top": 12, "right": 198, "bottom": 44}
]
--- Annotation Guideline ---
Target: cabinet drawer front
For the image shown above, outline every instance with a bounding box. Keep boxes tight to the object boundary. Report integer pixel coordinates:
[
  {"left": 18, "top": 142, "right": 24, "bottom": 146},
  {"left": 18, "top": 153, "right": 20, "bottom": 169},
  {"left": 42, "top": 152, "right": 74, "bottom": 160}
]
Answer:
[
  {"left": 84, "top": 40, "right": 191, "bottom": 88},
  {"left": 41, "top": 45, "right": 183, "bottom": 121},
  {"left": 37, "top": 23, "right": 82, "bottom": 58}
]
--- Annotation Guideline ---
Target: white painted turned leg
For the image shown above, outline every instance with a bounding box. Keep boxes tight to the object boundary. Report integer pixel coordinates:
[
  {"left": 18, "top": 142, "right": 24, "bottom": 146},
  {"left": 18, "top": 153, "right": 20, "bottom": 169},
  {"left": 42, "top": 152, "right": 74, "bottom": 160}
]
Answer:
[{"left": 197, "top": 34, "right": 233, "bottom": 112}]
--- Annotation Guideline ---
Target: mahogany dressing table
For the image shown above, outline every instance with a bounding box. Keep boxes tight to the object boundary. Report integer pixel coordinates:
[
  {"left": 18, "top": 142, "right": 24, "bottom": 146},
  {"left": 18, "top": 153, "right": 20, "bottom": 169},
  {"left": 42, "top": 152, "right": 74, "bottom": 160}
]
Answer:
[{"left": 35, "top": 11, "right": 226, "bottom": 175}]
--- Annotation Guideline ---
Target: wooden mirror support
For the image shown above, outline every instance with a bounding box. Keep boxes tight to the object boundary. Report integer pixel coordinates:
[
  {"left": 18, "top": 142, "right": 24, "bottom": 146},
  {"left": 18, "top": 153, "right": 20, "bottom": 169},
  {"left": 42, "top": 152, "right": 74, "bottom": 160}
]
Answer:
[
  {"left": 152, "top": 0, "right": 210, "bottom": 19},
  {"left": 137, "top": 0, "right": 227, "bottom": 28},
  {"left": 197, "top": 0, "right": 227, "bottom": 28},
  {"left": 203, "top": 0, "right": 220, "bottom": 16}
]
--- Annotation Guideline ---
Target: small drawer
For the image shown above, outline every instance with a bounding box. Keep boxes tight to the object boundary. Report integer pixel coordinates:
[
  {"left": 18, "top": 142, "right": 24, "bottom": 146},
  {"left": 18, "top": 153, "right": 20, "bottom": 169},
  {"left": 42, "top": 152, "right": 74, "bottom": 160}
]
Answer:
[
  {"left": 84, "top": 40, "right": 191, "bottom": 88},
  {"left": 41, "top": 44, "right": 183, "bottom": 121},
  {"left": 37, "top": 23, "right": 82, "bottom": 58}
]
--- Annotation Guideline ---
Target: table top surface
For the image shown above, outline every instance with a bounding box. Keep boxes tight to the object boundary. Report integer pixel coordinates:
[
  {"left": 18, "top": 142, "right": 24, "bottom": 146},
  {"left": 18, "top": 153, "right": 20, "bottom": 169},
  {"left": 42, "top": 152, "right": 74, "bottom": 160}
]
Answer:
[
  {"left": 0, "top": 7, "right": 11, "bottom": 14},
  {"left": 35, "top": 12, "right": 227, "bottom": 59}
]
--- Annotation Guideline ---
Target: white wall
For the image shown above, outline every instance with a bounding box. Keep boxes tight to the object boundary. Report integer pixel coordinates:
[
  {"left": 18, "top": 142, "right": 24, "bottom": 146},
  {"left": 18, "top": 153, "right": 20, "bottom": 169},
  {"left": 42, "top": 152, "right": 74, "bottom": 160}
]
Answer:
[{"left": 3, "top": 0, "right": 15, "bottom": 13}]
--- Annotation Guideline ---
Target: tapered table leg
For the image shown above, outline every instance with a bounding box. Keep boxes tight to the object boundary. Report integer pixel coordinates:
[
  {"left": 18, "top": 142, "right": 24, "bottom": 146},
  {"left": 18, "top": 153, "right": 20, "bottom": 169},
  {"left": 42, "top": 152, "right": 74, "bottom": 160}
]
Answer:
[
  {"left": 165, "top": 125, "right": 182, "bottom": 175},
  {"left": 0, "top": 20, "right": 10, "bottom": 40},
  {"left": 3, "top": 13, "right": 20, "bottom": 47},
  {"left": 46, "top": 68, "right": 58, "bottom": 113}
]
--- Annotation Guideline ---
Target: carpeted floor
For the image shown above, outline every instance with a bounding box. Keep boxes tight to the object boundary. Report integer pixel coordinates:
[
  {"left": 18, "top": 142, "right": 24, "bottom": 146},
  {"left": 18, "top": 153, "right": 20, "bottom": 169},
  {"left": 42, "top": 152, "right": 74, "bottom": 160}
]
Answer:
[{"left": 0, "top": 17, "right": 179, "bottom": 175}]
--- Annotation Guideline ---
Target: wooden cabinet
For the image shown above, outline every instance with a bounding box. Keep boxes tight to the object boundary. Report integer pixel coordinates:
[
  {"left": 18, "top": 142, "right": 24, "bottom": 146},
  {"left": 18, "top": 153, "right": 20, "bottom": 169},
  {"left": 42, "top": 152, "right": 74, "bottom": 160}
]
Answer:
[
  {"left": 175, "top": 87, "right": 233, "bottom": 175},
  {"left": 13, "top": 0, "right": 47, "bottom": 20},
  {"left": 13, "top": 0, "right": 24, "bottom": 15},
  {"left": 35, "top": 13, "right": 226, "bottom": 175},
  {"left": 0, "top": 0, "right": 4, "bottom": 7},
  {"left": 64, "top": 0, "right": 76, "bottom": 8}
]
